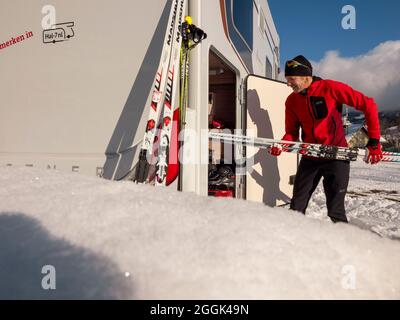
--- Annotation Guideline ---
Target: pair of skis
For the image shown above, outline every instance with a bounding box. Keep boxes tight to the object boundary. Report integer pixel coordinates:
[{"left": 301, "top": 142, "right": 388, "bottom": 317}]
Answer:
[
  {"left": 134, "top": 0, "right": 207, "bottom": 186},
  {"left": 209, "top": 132, "right": 400, "bottom": 162},
  {"left": 134, "top": 0, "right": 184, "bottom": 185}
]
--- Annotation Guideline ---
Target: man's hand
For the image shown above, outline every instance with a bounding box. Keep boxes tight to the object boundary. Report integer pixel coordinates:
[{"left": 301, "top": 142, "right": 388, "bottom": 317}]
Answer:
[
  {"left": 268, "top": 143, "right": 294, "bottom": 156},
  {"left": 364, "top": 138, "right": 383, "bottom": 164},
  {"left": 268, "top": 143, "right": 283, "bottom": 156}
]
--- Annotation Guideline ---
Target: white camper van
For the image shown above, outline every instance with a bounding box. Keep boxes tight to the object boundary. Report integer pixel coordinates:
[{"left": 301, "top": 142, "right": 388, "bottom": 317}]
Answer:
[{"left": 0, "top": 0, "right": 296, "bottom": 206}]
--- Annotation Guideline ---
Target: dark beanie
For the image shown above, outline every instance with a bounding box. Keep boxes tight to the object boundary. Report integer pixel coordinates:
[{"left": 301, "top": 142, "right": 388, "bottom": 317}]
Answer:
[{"left": 285, "top": 55, "right": 313, "bottom": 77}]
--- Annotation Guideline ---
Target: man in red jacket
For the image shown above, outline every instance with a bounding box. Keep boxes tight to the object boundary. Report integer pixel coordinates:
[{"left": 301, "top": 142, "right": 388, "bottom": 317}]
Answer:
[{"left": 269, "top": 55, "right": 383, "bottom": 223}]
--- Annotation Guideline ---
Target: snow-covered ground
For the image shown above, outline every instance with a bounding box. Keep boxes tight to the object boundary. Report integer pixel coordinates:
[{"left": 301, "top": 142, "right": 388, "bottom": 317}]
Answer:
[
  {"left": 308, "top": 160, "right": 400, "bottom": 240},
  {"left": 0, "top": 162, "right": 399, "bottom": 300}
]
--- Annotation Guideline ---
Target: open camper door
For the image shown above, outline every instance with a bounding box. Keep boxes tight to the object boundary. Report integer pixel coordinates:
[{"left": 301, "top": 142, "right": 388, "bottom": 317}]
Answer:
[{"left": 245, "top": 75, "right": 297, "bottom": 207}]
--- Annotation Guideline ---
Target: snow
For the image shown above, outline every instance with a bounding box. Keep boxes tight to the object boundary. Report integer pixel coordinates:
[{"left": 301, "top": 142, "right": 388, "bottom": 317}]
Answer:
[
  {"left": 0, "top": 163, "right": 400, "bottom": 300},
  {"left": 388, "top": 126, "right": 399, "bottom": 131},
  {"left": 307, "top": 160, "right": 400, "bottom": 239}
]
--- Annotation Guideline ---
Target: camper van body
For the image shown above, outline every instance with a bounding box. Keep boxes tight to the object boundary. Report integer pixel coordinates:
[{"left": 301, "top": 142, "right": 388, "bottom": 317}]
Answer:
[{"left": 0, "top": 0, "right": 296, "bottom": 205}]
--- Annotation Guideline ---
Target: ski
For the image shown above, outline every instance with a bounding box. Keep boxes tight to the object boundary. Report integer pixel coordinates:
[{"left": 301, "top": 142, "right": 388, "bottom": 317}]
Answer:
[
  {"left": 154, "top": 0, "right": 187, "bottom": 186},
  {"left": 360, "top": 155, "right": 400, "bottom": 162},
  {"left": 358, "top": 149, "right": 400, "bottom": 158},
  {"left": 209, "top": 132, "right": 360, "bottom": 161},
  {"left": 357, "top": 149, "right": 400, "bottom": 163},
  {"left": 155, "top": 13, "right": 207, "bottom": 186},
  {"left": 381, "top": 151, "right": 400, "bottom": 157},
  {"left": 209, "top": 132, "right": 400, "bottom": 162},
  {"left": 133, "top": 0, "right": 180, "bottom": 184}
]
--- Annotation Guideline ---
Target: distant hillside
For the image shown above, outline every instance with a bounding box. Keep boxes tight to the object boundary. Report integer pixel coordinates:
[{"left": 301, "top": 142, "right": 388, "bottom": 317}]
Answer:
[{"left": 347, "top": 109, "right": 399, "bottom": 129}]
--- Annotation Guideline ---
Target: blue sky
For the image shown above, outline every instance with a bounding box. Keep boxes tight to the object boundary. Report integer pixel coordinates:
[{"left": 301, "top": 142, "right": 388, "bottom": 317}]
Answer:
[{"left": 268, "top": 0, "right": 400, "bottom": 65}]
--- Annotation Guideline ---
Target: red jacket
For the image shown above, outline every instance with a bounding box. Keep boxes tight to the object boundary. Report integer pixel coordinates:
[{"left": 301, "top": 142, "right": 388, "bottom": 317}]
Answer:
[{"left": 283, "top": 78, "right": 381, "bottom": 147}]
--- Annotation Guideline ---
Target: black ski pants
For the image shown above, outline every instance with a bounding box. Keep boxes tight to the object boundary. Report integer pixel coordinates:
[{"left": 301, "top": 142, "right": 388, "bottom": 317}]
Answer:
[{"left": 290, "top": 157, "right": 350, "bottom": 223}]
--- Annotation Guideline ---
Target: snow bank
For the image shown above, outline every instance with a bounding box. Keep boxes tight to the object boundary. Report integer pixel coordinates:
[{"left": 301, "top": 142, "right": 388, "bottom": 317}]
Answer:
[
  {"left": 308, "top": 160, "right": 400, "bottom": 239},
  {"left": 0, "top": 166, "right": 399, "bottom": 299}
]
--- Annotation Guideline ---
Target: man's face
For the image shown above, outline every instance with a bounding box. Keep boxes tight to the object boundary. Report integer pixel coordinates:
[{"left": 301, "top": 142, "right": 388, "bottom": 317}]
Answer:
[{"left": 285, "top": 76, "right": 311, "bottom": 93}]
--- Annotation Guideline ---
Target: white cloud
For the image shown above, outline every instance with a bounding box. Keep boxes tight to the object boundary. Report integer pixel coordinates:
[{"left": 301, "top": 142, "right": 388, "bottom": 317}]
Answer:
[{"left": 312, "top": 40, "right": 400, "bottom": 111}]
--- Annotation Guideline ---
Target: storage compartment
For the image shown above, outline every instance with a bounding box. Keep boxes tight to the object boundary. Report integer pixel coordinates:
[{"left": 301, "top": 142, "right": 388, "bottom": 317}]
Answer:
[{"left": 208, "top": 50, "right": 237, "bottom": 198}]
